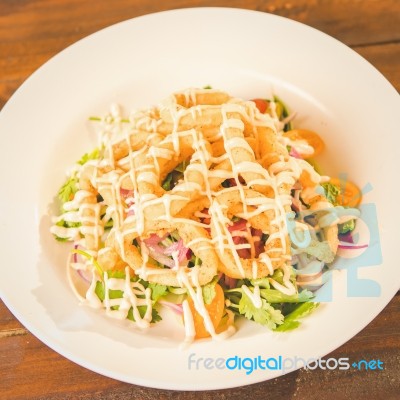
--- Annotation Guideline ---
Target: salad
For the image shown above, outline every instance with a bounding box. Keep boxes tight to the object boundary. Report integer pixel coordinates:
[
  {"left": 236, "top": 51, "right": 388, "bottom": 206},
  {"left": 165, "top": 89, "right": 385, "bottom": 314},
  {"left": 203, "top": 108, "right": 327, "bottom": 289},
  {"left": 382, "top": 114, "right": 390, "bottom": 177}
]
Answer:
[{"left": 50, "top": 88, "right": 362, "bottom": 344}]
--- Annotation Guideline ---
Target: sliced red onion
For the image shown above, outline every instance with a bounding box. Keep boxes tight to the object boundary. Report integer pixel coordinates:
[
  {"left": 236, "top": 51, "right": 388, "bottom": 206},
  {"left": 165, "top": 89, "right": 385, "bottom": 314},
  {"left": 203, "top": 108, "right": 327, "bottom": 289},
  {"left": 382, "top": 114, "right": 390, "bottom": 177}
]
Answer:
[
  {"left": 77, "top": 269, "right": 92, "bottom": 283},
  {"left": 163, "top": 239, "right": 182, "bottom": 255},
  {"left": 289, "top": 146, "right": 303, "bottom": 159},
  {"left": 73, "top": 244, "right": 79, "bottom": 263},
  {"left": 147, "top": 246, "right": 175, "bottom": 268},
  {"left": 338, "top": 231, "right": 354, "bottom": 244},
  {"left": 164, "top": 239, "right": 190, "bottom": 262},
  {"left": 127, "top": 208, "right": 135, "bottom": 216},
  {"left": 158, "top": 300, "right": 183, "bottom": 314},
  {"left": 338, "top": 243, "right": 369, "bottom": 250},
  {"left": 72, "top": 244, "right": 92, "bottom": 283}
]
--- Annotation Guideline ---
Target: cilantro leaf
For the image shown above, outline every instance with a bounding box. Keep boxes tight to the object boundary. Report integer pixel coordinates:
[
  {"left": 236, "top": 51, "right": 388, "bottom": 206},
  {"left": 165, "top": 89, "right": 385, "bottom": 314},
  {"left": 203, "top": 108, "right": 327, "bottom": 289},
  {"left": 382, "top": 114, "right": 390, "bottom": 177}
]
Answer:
[
  {"left": 148, "top": 283, "right": 168, "bottom": 302},
  {"left": 58, "top": 176, "right": 78, "bottom": 203},
  {"left": 57, "top": 148, "right": 100, "bottom": 204},
  {"left": 249, "top": 277, "right": 270, "bottom": 289},
  {"left": 238, "top": 291, "right": 284, "bottom": 329},
  {"left": 275, "top": 302, "right": 319, "bottom": 332}
]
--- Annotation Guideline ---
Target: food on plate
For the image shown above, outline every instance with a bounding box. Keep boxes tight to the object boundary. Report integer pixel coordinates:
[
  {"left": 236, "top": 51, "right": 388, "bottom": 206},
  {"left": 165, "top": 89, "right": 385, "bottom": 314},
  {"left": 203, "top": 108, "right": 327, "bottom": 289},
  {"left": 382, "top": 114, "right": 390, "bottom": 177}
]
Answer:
[{"left": 50, "top": 88, "right": 362, "bottom": 343}]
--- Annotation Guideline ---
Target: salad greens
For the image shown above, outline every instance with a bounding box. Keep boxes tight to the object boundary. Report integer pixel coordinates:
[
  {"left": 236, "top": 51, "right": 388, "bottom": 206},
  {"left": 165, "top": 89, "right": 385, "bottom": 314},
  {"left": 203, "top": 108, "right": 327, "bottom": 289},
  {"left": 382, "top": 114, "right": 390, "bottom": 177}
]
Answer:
[
  {"left": 322, "top": 181, "right": 357, "bottom": 234},
  {"left": 224, "top": 276, "right": 317, "bottom": 331},
  {"left": 273, "top": 95, "right": 292, "bottom": 132},
  {"left": 274, "top": 302, "right": 320, "bottom": 332},
  {"left": 94, "top": 269, "right": 164, "bottom": 323},
  {"left": 58, "top": 148, "right": 101, "bottom": 204},
  {"left": 162, "top": 160, "right": 188, "bottom": 191},
  {"left": 53, "top": 148, "right": 102, "bottom": 242},
  {"left": 321, "top": 182, "right": 341, "bottom": 205}
]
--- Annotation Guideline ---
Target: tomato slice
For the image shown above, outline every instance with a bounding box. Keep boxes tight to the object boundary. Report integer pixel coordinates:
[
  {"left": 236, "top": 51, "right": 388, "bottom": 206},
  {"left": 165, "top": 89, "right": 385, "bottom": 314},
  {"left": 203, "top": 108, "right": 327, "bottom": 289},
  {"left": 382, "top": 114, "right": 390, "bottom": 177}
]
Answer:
[
  {"left": 283, "top": 129, "right": 325, "bottom": 158},
  {"left": 251, "top": 98, "right": 269, "bottom": 114},
  {"left": 187, "top": 283, "right": 225, "bottom": 339},
  {"left": 329, "top": 178, "right": 362, "bottom": 207}
]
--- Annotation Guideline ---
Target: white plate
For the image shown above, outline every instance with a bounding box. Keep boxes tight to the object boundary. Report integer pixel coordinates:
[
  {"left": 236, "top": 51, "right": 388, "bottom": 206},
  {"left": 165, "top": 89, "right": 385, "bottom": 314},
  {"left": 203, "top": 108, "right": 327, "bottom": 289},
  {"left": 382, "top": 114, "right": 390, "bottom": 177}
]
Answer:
[{"left": 1, "top": 8, "right": 399, "bottom": 390}]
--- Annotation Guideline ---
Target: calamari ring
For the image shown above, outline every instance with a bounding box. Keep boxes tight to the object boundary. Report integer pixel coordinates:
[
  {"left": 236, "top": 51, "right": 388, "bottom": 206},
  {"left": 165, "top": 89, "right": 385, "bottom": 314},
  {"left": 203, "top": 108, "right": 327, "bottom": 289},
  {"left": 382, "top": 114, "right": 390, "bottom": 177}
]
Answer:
[
  {"left": 112, "top": 221, "right": 219, "bottom": 286},
  {"left": 105, "top": 130, "right": 165, "bottom": 163},
  {"left": 160, "top": 94, "right": 277, "bottom": 143},
  {"left": 218, "top": 106, "right": 283, "bottom": 197},
  {"left": 130, "top": 128, "right": 214, "bottom": 228}
]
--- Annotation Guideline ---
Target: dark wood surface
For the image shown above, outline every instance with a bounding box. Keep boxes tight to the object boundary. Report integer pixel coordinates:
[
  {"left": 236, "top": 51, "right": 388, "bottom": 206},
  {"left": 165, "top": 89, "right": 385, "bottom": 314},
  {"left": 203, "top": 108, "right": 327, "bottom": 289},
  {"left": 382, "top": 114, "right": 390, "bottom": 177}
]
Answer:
[{"left": 1, "top": 1, "right": 399, "bottom": 399}]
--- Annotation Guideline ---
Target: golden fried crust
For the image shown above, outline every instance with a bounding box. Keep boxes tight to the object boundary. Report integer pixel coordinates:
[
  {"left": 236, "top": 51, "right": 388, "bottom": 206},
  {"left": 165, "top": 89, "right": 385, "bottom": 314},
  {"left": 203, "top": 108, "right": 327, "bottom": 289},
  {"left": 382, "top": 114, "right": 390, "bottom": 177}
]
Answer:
[{"left": 80, "top": 88, "right": 329, "bottom": 286}]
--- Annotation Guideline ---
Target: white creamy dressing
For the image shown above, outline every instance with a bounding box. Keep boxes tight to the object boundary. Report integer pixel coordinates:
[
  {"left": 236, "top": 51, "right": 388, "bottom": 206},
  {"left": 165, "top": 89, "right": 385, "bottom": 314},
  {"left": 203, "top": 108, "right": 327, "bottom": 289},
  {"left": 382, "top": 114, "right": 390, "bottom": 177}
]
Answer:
[
  {"left": 242, "top": 284, "right": 262, "bottom": 308},
  {"left": 83, "top": 266, "right": 153, "bottom": 329},
  {"left": 283, "top": 136, "right": 314, "bottom": 156},
  {"left": 177, "top": 266, "right": 236, "bottom": 345}
]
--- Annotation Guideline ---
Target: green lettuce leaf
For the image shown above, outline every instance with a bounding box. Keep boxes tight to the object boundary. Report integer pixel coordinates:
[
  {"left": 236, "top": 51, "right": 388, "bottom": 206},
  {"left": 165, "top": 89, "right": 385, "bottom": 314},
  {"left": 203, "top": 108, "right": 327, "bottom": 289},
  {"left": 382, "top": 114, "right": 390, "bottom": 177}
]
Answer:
[
  {"left": 260, "top": 288, "right": 314, "bottom": 303},
  {"left": 202, "top": 280, "right": 217, "bottom": 305},
  {"left": 338, "top": 219, "right": 356, "bottom": 234},
  {"left": 321, "top": 182, "right": 341, "bottom": 205},
  {"left": 275, "top": 302, "right": 319, "bottom": 332},
  {"left": 127, "top": 306, "right": 161, "bottom": 323}
]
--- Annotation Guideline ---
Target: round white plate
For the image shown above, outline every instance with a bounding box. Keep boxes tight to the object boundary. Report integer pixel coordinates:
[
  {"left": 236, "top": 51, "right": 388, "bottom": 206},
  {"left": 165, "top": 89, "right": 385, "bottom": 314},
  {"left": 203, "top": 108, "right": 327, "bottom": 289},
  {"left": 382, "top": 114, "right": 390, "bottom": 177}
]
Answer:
[{"left": 1, "top": 8, "right": 399, "bottom": 390}]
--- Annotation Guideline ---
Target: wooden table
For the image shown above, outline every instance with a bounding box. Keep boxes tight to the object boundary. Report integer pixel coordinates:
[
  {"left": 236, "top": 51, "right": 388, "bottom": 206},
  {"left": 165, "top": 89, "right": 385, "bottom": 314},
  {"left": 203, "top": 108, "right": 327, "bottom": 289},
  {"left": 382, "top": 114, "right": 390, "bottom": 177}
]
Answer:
[{"left": 1, "top": 1, "right": 399, "bottom": 399}]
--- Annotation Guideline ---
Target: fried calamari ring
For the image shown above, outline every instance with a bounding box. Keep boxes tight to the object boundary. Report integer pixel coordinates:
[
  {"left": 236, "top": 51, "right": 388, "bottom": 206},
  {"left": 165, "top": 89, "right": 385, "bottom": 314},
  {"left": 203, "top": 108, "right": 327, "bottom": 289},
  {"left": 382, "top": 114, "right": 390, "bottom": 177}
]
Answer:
[
  {"left": 126, "top": 128, "right": 214, "bottom": 230},
  {"left": 107, "top": 221, "right": 219, "bottom": 287}
]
